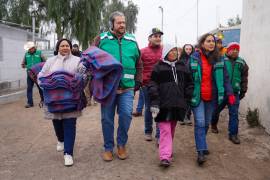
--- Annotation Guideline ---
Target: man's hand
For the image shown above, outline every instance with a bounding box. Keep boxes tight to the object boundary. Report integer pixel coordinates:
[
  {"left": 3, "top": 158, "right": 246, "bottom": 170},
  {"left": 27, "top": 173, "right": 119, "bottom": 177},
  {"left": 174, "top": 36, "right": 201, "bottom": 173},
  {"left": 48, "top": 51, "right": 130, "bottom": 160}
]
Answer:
[
  {"left": 21, "top": 63, "right": 26, "bottom": 68},
  {"left": 239, "top": 92, "right": 245, "bottom": 100},
  {"left": 150, "top": 106, "right": 160, "bottom": 118},
  {"left": 134, "top": 81, "right": 142, "bottom": 92},
  {"left": 228, "top": 95, "right": 236, "bottom": 105}
]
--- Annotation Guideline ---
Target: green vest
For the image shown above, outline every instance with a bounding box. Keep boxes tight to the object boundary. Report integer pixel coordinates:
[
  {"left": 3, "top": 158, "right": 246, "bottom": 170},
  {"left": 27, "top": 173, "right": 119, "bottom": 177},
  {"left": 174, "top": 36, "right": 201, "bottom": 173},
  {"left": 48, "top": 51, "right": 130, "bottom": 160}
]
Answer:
[
  {"left": 99, "top": 31, "right": 140, "bottom": 89},
  {"left": 25, "top": 50, "right": 42, "bottom": 70},
  {"left": 224, "top": 56, "right": 245, "bottom": 93},
  {"left": 190, "top": 57, "right": 225, "bottom": 107}
]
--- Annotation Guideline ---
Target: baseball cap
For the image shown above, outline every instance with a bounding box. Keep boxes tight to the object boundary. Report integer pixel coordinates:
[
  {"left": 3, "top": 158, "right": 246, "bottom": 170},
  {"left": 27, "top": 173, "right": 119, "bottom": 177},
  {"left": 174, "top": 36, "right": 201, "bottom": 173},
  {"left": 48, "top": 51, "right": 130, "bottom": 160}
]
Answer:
[{"left": 149, "top": 28, "right": 164, "bottom": 37}]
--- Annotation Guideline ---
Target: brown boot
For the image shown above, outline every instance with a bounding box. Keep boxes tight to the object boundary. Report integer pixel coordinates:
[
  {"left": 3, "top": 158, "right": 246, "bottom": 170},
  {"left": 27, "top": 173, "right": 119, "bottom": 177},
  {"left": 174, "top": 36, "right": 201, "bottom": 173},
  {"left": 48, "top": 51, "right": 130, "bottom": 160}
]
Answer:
[
  {"left": 132, "top": 112, "right": 142, "bottom": 117},
  {"left": 102, "top": 151, "right": 113, "bottom": 162},
  {"left": 117, "top": 146, "right": 128, "bottom": 160},
  {"left": 211, "top": 124, "right": 219, "bottom": 133}
]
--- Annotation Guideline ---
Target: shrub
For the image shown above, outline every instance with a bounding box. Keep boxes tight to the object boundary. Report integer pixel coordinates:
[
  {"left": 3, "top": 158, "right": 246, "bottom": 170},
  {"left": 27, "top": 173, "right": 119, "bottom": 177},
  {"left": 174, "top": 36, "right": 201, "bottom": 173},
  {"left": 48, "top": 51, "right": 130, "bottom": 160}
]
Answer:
[{"left": 246, "top": 108, "right": 259, "bottom": 127}]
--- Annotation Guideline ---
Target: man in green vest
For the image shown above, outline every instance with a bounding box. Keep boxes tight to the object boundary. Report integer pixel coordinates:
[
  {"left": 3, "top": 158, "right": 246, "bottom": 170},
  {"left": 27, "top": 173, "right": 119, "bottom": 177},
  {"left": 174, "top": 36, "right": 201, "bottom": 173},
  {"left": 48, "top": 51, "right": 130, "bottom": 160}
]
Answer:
[
  {"left": 21, "top": 41, "right": 46, "bottom": 108},
  {"left": 211, "top": 42, "right": 249, "bottom": 144},
  {"left": 92, "top": 11, "right": 142, "bottom": 161}
]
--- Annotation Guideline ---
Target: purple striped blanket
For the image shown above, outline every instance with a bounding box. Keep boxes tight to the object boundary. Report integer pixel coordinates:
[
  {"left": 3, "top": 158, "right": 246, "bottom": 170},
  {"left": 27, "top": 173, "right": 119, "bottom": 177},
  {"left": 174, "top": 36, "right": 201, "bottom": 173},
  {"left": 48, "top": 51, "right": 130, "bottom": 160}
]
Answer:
[{"left": 80, "top": 46, "right": 123, "bottom": 105}]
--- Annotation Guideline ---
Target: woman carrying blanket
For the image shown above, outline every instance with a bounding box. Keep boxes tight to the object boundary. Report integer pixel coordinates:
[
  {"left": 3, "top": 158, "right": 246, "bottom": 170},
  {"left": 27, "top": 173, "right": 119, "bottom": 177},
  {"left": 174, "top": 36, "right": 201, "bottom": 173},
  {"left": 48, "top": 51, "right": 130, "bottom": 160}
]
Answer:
[{"left": 38, "top": 39, "right": 86, "bottom": 166}]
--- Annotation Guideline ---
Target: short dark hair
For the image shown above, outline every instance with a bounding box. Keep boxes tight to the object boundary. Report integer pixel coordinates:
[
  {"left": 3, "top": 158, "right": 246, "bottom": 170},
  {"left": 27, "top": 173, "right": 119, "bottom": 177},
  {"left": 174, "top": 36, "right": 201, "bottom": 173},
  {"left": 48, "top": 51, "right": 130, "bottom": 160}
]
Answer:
[
  {"left": 72, "top": 44, "right": 79, "bottom": 48},
  {"left": 54, "top": 38, "right": 72, "bottom": 55}
]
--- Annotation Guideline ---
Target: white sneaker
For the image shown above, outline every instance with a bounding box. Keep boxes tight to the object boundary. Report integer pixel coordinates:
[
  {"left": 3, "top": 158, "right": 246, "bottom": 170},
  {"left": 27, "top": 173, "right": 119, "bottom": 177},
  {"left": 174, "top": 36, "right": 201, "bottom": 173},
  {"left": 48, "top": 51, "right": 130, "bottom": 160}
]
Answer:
[
  {"left": 56, "top": 142, "right": 64, "bottom": 152},
  {"left": 64, "top": 154, "right": 73, "bottom": 166}
]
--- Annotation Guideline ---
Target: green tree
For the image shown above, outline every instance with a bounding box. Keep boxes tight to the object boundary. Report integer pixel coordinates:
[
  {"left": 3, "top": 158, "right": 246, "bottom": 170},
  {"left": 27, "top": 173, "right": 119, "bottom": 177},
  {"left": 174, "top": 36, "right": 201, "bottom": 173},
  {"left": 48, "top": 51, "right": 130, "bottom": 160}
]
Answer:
[
  {"left": 1, "top": 0, "right": 105, "bottom": 49},
  {"left": 71, "top": 0, "right": 104, "bottom": 49},
  {"left": 101, "top": 0, "right": 125, "bottom": 32},
  {"left": 0, "top": 0, "right": 47, "bottom": 32},
  {"left": 227, "top": 14, "right": 241, "bottom": 27},
  {"left": 124, "top": 1, "right": 138, "bottom": 33},
  {"left": 44, "top": 0, "right": 72, "bottom": 39},
  {"left": 0, "top": 0, "right": 9, "bottom": 20},
  {"left": 101, "top": 0, "right": 138, "bottom": 33},
  {"left": 8, "top": 0, "right": 32, "bottom": 26}
]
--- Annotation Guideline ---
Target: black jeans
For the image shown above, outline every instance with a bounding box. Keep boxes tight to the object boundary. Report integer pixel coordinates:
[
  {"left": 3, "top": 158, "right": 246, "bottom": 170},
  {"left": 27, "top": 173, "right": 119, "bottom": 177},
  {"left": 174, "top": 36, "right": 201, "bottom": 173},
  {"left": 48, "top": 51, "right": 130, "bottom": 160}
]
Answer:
[
  {"left": 52, "top": 118, "right": 77, "bottom": 155},
  {"left": 26, "top": 74, "right": 43, "bottom": 105}
]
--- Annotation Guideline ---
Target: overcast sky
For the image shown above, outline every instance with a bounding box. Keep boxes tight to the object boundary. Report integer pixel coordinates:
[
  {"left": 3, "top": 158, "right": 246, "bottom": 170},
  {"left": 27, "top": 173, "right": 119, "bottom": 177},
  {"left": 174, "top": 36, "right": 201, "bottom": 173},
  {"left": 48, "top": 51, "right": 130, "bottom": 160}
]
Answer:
[{"left": 132, "top": 0, "right": 242, "bottom": 48}]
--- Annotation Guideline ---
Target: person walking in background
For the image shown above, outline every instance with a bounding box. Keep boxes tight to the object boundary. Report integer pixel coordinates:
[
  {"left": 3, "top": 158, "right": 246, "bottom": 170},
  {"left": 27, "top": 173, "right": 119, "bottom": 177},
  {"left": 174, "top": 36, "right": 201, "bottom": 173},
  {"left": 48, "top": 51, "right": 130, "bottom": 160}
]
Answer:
[
  {"left": 72, "top": 44, "right": 95, "bottom": 106},
  {"left": 189, "top": 33, "right": 234, "bottom": 166},
  {"left": 140, "top": 28, "right": 163, "bottom": 142},
  {"left": 216, "top": 37, "right": 227, "bottom": 56},
  {"left": 38, "top": 39, "right": 86, "bottom": 166},
  {"left": 72, "top": 44, "right": 82, "bottom": 57},
  {"left": 179, "top": 44, "right": 194, "bottom": 125},
  {"left": 148, "top": 44, "right": 194, "bottom": 167},
  {"left": 21, "top": 41, "right": 46, "bottom": 108},
  {"left": 211, "top": 42, "right": 249, "bottom": 144},
  {"left": 93, "top": 11, "right": 142, "bottom": 161},
  {"left": 132, "top": 89, "right": 144, "bottom": 117}
]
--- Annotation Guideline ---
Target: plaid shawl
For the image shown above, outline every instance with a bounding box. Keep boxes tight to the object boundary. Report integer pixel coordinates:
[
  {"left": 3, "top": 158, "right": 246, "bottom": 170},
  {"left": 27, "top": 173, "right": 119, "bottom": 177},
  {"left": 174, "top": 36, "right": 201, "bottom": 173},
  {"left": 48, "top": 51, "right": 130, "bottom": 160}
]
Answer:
[
  {"left": 80, "top": 46, "right": 123, "bottom": 105},
  {"left": 28, "top": 62, "right": 45, "bottom": 83},
  {"left": 39, "top": 71, "right": 86, "bottom": 113}
]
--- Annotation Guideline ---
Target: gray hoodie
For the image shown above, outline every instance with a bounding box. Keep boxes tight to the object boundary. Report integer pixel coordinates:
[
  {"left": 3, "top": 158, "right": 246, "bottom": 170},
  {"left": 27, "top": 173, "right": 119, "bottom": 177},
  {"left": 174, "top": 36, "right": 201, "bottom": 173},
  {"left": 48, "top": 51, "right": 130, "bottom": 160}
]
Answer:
[{"left": 161, "top": 44, "right": 178, "bottom": 84}]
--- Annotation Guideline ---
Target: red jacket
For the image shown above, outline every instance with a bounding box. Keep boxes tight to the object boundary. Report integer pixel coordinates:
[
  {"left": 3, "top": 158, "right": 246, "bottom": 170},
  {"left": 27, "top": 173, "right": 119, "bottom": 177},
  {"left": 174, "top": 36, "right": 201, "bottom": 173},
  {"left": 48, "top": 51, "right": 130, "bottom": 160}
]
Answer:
[
  {"left": 141, "top": 43, "right": 162, "bottom": 86},
  {"left": 200, "top": 52, "right": 213, "bottom": 101}
]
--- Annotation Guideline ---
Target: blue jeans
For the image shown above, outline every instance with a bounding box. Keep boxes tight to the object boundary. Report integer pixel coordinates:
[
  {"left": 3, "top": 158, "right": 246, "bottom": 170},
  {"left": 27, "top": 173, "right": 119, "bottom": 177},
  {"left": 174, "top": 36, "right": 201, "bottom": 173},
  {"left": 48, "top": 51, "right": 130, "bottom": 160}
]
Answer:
[
  {"left": 101, "top": 90, "right": 134, "bottom": 152},
  {"left": 142, "top": 86, "right": 160, "bottom": 139},
  {"left": 26, "top": 74, "right": 43, "bottom": 105},
  {"left": 192, "top": 100, "right": 214, "bottom": 151},
  {"left": 136, "top": 89, "right": 144, "bottom": 113},
  {"left": 211, "top": 94, "right": 240, "bottom": 136},
  {"left": 52, "top": 118, "right": 77, "bottom": 155}
]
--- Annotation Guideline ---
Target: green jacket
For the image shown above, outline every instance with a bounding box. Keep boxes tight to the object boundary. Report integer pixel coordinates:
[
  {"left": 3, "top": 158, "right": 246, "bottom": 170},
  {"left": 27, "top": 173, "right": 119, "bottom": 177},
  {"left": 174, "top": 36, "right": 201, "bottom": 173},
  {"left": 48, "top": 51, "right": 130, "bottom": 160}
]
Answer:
[
  {"left": 98, "top": 31, "right": 140, "bottom": 89},
  {"left": 25, "top": 50, "right": 42, "bottom": 70},
  {"left": 224, "top": 55, "right": 247, "bottom": 93},
  {"left": 190, "top": 53, "right": 232, "bottom": 107}
]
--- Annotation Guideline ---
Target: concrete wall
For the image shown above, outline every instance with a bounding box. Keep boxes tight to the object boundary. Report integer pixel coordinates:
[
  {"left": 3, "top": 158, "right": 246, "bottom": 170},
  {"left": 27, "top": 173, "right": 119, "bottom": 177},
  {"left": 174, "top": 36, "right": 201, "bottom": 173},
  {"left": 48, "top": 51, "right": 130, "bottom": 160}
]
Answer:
[
  {"left": 240, "top": 0, "right": 270, "bottom": 133},
  {"left": 0, "top": 24, "right": 28, "bottom": 89}
]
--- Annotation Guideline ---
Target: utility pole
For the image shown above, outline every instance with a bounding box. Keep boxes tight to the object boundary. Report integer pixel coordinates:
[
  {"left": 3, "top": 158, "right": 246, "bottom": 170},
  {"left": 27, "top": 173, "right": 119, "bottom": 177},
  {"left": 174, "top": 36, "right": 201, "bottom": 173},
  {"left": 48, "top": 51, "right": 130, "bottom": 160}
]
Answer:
[
  {"left": 29, "top": 1, "right": 38, "bottom": 42},
  {"left": 159, "top": 6, "right": 164, "bottom": 32},
  {"left": 175, "top": 34, "right": 178, "bottom": 47},
  {"left": 32, "top": 15, "right": 35, "bottom": 42},
  {"left": 197, "top": 0, "right": 199, "bottom": 40},
  {"left": 216, "top": 5, "right": 220, "bottom": 28}
]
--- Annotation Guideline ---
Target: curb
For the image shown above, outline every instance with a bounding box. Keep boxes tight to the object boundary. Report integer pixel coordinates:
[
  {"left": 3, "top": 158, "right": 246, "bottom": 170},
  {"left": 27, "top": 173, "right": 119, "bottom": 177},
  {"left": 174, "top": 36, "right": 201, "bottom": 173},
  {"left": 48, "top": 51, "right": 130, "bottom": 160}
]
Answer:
[{"left": 0, "top": 90, "right": 25, "bottom": 105}]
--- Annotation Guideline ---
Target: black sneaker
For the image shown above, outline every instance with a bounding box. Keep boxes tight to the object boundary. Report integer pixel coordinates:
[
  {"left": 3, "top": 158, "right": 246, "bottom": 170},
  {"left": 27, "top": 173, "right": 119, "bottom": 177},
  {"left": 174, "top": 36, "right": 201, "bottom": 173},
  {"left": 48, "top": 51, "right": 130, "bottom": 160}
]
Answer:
[
  {"left": 229, "top": 135, "right": 241, "bottom": 144},
  {"left": 160, "top": 159, "right": 170, "bottom": 167},
  {"left": 203, "top": 150, "right": 210, "bottom": 155},
  {"left": 25, "top": 104, "right": 34, "bottom": 108},
  {"left": 197, "top": 151, "right": 206, "bottom": 166}
]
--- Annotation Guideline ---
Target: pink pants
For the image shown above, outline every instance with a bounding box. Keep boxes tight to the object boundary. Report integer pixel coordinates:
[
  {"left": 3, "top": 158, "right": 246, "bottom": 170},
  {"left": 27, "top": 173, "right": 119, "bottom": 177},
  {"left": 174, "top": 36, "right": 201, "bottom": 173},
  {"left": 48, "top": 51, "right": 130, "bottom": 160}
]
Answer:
[{"left": 158, "top": 121, "right": 177, "bottom": 161}]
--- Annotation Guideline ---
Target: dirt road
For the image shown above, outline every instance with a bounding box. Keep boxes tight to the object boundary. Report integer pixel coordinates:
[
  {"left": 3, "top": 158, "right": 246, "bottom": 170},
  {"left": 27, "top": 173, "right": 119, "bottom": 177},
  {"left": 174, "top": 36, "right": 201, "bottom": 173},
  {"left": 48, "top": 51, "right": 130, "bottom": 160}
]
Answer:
[{"left": 1, "top": 95, "right": 270, "bottom": 180}]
